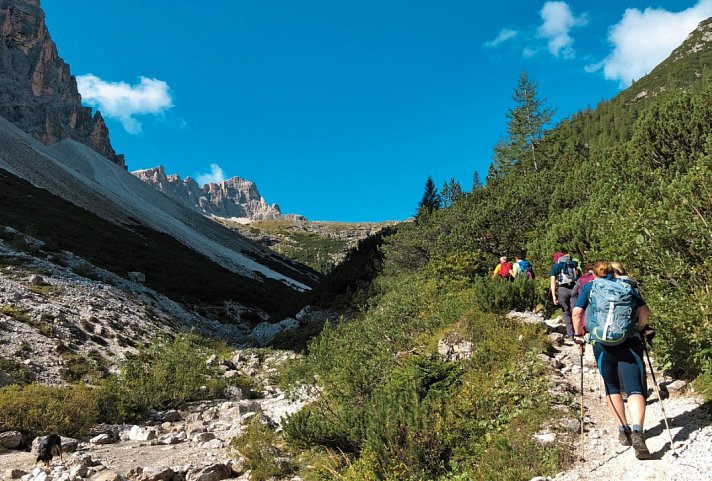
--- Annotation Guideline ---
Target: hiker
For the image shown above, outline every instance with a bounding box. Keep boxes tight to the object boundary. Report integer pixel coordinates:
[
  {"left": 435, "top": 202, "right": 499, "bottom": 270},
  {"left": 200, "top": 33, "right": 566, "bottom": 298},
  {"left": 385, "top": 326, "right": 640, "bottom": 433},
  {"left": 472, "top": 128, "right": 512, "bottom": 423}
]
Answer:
[
  {"left": 572, "top": 261, "right": 653, "bottom": 460},
  {"left": 549, "top": 251, "right": 580, "bottom": 339},
  {"left": 511, "top": 253, "right": 535, "bottom": 280},
  {"left": 492, "top": 256, "right": 513, "bottom": 282}
]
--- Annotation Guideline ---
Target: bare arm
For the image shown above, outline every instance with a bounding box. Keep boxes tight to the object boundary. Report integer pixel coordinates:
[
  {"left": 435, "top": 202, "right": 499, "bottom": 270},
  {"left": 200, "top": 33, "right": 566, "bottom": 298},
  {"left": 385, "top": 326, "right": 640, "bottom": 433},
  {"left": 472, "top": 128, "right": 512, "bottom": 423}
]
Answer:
[
  {"left": 572, "top": 307, "right": 583, "bottom": 335},
  {"left": 637, "top": 304, "right": 650, "bottom": 331},
  {"left": 550, "top": 276, "right": 558, "bottom": 304}
]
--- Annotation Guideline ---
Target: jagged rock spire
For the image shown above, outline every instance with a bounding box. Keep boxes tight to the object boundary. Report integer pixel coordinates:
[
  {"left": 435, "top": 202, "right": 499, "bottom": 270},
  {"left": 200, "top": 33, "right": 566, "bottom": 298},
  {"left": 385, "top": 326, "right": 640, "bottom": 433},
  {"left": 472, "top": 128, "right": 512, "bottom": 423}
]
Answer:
[{"left": 0, "top": 0, "right": 124, "bottom": 166}]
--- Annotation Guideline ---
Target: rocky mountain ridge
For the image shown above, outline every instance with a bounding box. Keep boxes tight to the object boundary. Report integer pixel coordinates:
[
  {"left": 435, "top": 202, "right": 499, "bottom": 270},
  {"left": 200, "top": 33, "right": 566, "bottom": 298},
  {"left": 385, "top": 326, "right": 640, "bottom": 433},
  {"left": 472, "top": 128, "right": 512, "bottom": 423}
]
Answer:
[
  {"left": 132, "top": 166, "right": 296, "bottom": 222},
  {"left": 0, "top": 0, "right": 123, "bottom": 166}
]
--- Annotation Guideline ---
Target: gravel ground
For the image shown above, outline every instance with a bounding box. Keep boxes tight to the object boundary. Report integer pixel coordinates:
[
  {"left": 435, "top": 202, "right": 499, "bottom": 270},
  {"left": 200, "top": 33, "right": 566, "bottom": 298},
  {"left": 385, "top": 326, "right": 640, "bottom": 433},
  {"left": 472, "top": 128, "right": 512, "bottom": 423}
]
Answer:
[{"left": 551, "top": 344, "right": 712, "bottom": 481}]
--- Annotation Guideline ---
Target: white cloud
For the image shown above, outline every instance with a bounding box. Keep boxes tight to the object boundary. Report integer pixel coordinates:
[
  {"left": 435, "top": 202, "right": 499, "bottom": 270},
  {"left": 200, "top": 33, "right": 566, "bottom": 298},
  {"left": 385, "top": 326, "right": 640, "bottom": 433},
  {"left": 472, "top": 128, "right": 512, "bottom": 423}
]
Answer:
[
  {"left": 485, "top": 28, "right": 518, "bottom": 47},
  {"left": 522, "top": 46, "right": 539, "bottom": 58},
  {"left": 197, "top": 164, "right": 226, "bottom": 186},
  {"left": 537, "top": 1, "right": 588, "bottom": 58},
  {"left": 588, "top": 0, "right": 712, "bottom": 88},
  {"left": 76, "top": 74, "right": 173, "bottom": 134}
]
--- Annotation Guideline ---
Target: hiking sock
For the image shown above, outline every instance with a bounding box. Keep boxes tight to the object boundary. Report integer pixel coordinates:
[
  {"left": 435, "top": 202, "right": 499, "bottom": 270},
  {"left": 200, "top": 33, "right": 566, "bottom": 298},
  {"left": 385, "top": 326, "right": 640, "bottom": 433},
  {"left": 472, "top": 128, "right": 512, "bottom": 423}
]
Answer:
[
  {"left": 618, "top": 425, "right": 632, "bottom": 446},
  {"left": 632, "top": 424, "right": 643, "bottom": 432}
]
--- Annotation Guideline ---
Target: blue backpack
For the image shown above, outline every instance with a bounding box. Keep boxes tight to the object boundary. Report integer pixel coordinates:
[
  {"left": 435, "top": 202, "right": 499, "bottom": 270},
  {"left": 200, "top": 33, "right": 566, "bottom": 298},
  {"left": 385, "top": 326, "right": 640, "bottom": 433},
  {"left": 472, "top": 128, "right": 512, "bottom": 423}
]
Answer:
[
  {"left": 584, "top": 279, "right": 638, "bottom": 346},
  {"left": 517, "top": 260, "right": 532, "bottom": 278}
]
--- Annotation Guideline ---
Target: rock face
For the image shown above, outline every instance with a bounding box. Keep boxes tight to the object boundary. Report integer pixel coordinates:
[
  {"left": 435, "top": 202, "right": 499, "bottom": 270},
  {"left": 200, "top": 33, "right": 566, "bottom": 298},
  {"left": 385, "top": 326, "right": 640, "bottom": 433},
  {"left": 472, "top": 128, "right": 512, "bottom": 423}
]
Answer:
[
  {"left": 0, "top": 0, "right": 124, "bottom": 166},
  {"left": 133, "top": 166, "right": 291, "bottom": 221}
]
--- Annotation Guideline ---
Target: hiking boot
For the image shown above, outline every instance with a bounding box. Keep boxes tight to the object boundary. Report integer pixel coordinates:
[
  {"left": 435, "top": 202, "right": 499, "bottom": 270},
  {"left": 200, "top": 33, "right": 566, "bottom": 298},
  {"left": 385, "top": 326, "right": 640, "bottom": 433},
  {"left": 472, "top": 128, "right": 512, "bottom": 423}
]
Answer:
[
  {"left": 631, "top": 431, "right": 651, "bottom": 459},
  {"left": 618, "top": 429, "right": 632, "bottom": 446}
]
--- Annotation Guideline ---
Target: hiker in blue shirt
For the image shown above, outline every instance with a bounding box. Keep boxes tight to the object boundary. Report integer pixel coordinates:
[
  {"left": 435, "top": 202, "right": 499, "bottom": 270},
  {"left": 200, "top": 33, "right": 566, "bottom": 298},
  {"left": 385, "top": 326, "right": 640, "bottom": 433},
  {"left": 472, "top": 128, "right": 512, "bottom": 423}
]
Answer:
[{"left": 572, "top": 261, "right": 652, "bottom": 460}]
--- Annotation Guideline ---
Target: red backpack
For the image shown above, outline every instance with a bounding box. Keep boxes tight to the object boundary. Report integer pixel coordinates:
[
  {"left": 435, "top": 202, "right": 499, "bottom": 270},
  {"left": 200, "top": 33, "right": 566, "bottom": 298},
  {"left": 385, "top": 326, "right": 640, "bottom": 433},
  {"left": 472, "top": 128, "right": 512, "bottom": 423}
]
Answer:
[{"left": 499, "top": 262, "right": 513, "bottom": 279}]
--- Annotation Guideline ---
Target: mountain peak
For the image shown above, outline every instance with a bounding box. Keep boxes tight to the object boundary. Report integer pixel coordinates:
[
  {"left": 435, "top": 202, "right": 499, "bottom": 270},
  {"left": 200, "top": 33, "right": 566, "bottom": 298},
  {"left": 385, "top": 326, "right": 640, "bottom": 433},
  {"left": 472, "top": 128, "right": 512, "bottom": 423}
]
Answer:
[
  {"left": 133, "top": 167, "right": 292, "bottom": 221},
  {"left": 0, "top": 0, "right": 124, "bottom": 166}
]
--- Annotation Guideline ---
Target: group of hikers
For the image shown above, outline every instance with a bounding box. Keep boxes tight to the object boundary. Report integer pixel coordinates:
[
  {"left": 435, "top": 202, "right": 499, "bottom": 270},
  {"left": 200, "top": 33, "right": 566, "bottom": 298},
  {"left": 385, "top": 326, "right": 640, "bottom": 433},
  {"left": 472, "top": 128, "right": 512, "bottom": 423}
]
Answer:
[{"left": 495, "top": 250, "right": 658, "bottom": 460}]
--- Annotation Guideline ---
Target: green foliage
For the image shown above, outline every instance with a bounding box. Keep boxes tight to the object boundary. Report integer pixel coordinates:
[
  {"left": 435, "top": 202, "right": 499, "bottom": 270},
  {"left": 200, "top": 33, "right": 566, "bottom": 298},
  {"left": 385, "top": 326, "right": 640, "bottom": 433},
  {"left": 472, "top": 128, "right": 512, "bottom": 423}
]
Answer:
[
  {"left": 97, "top": 334, "right": 243, "bottom": 422},
  {"left": 0, "top": 357, "right": 36, "bottom": 385},
  {"left": 1, "top": 305, "right": 31, "bottom": 323},
  {"left": 283, "top": 271, "right": 555, "bottom": 480},
  {"left": 469, "top": 277, "right": 539, "bottom": 314},
  {"left": 231, "top": 418, "right": 296, "bottom": 481},
  {"left": 0, "top": 383, "right": 98, "bottom": 440},
  {"left": 441, "top": 178, "right": 464, "bottom": 208},
  {"left": 693, "top": 364, "right": 712, "bottom": 403},
  {"left": 59, "top": 352, "right": 107, "bottom": 383}
]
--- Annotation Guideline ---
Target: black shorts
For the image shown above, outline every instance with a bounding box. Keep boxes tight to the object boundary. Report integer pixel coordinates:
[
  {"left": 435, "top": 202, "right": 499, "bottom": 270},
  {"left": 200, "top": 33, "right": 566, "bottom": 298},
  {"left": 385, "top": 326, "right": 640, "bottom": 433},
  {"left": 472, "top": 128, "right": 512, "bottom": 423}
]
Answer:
[{"left": 593, "top": 338, "right": 646, "bottom": 396}]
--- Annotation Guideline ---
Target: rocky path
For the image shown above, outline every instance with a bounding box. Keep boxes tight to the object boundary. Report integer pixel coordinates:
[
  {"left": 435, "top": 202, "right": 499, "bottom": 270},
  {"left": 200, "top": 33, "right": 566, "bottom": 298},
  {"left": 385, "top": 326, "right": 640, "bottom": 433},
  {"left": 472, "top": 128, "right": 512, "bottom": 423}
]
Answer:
[
  {"left": 0, "top": 352, "right": 309, "bottom": 481},
  {"left": 525, "top": 311, "right": 712, "bottom": 481}
]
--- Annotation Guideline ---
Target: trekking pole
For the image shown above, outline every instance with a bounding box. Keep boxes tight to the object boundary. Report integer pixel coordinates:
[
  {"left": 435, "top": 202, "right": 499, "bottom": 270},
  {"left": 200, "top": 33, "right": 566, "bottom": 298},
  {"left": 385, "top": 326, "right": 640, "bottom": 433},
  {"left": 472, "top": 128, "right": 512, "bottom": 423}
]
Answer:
[
  {"left": 642, "top": 341, "right": 678, "bottom": 458},
  {"left": 579, "top": 348, "right": 585, "bottom": 462}
]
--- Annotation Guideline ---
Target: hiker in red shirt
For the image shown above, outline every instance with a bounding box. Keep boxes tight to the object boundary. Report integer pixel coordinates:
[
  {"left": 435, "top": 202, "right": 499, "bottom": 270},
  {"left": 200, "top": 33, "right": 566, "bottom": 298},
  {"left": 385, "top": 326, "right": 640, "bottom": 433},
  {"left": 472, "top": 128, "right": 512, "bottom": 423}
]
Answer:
[{"left": 492, "top": 256, "right": 513, "bottom": 282}]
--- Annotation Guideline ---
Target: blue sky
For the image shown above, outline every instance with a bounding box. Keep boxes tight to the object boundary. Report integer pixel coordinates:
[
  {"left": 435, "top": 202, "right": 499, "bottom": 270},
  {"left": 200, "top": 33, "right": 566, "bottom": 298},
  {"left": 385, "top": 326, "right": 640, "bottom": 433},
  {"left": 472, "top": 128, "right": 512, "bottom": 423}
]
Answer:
[{"left": 43, "top": 0, "right": 712, "bottom": 221}]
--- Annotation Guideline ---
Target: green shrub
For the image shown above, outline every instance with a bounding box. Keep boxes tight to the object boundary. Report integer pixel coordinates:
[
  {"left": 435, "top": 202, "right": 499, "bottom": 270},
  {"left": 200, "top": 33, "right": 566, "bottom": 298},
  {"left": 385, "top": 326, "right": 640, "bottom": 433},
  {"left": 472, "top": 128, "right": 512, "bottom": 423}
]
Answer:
[
  {"left": 96, "top": 334, "right": 254, "bottom": 423},
  {"left": 0, "top": 357, "right": 36, "bottom": 385},
  {"left": 469, "top": 276, "right": 539, "bottom": 314},
  {"left": 694, "top": 364, "right": 712, "bottom": 403},
  {"left": 231, "top": 418, "right": 296, "bottom": 481},
  {"left": 59, "top": 352, "right": 107, "bottom": 383},
  {"left": 0, "top": 383, "right": 99, "bottom": 439},
  {"left": 0, "top": 305, "right": 31, "bottom": 323}
]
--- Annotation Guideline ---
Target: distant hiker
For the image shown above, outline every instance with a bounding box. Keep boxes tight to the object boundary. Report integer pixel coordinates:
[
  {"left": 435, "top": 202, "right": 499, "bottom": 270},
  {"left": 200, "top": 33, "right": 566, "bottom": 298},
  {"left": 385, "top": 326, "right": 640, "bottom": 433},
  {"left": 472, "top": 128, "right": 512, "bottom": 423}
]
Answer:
[
  {"left": 549, "top": 251, "right": 580, "bottom": 339},
  {"left": 572, "top": 261, "right": 653, "bottom": 460},
  {"left": 511, "top": 254, "right": 535, "bottom": 280},
  {"left": 492, "top": 256, "right": 513, "bottom": 282}
]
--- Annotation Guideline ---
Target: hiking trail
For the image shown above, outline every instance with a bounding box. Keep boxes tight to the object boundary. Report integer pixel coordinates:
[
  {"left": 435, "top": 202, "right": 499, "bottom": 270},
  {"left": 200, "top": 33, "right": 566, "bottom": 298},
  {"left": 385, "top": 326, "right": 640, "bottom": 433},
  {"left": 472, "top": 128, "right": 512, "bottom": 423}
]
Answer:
[{"left": 518, "top": 311, "right": 712, "bottom": 481}]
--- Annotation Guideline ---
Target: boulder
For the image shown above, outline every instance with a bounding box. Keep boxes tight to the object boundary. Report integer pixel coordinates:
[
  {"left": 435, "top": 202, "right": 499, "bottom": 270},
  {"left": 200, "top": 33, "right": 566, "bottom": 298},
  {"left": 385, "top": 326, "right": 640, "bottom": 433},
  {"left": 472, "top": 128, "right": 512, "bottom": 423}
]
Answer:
[
  {"left": 532, "top": 432, "right": 556, "bottom": 445},
  {"left": 128, "top": 425, "right": 157, "bottom": 441},
  {"left": 138, "top": 467, "right": 175, "bottom": 481},
  {"left": 200, "top": 439, "right": 224, "bottom": 450},
  {"left": 666, "top": 380, "right": 687, "bottom": 391},
  {"left": 5, "top": 469, "right": 28, "bottom": 479},
  {"left": 0, "top": 430, "right": 23, "bottom": 449},
  {"left": 192, "top": 432, "right": 215, "bottom": 443},
  {"left": 250, "top": 318, "right": 298, "bottom": 347},
  {"left": 90, "top": 433, "right": 114, "bottom": 445},
  {"left": 187, "top": 463, "right": 232, "bottom": 481},
  {"left": 224, "top": 386, "right": 248, "bottom": 400},
  {"left": 29, "top": 274, "right": 49, "bottom": 286},
  {"left": 0, "top": 370, "right": 14, "bottom": 387},
  {"left": 92, "top": 470, "right": 124, "bottom": 481},
  {"left": 237, "top": 401, "right": 262, "bottom": 416},
  {"left": 162, "top": 410, "right": 182, "bottom": 422},
  {"left": 70, "top": 452, "right": 97, "bottom": 468}
]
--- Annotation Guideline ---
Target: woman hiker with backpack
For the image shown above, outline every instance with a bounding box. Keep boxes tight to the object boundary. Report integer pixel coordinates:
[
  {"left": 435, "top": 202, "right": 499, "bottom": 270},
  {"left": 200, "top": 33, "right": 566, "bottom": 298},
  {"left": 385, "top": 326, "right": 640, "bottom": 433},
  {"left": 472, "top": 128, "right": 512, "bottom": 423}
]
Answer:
[{"left": 572, "top": 261, "right": 655, "bottom": 460}]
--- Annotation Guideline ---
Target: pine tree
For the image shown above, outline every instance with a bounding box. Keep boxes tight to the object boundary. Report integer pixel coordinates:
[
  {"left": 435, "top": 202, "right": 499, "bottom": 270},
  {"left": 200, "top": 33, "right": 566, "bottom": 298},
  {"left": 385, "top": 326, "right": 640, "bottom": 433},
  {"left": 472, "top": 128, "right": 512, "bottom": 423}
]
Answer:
[
  {"left": 472, "top": 171, "right": 483, "bottom": 191},
  {"left": 441, "top": 178, "right": 463, "bottom": 207},
  {"left": 417, "top": 176, "right": 442, "bottom": 218},
  {"left": 491, "top": 70, "right": 554, "bottom": 176}
]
